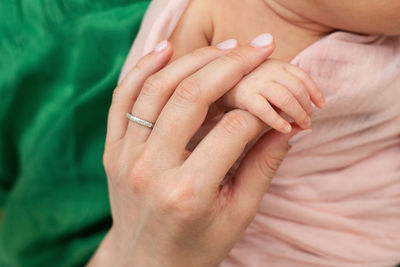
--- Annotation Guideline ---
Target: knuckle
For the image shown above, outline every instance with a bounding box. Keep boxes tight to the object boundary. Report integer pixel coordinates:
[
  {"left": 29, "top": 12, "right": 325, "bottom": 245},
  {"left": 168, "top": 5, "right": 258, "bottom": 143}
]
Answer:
[
  {"left": 235, "top": 93, "right": 248, "bottom": 110},
  {"left": 291, "top": 82, "right": 306, "bottom": 97},
  {"left": 129, "top": 174, "right": 152, "bottom": 194},
  {"left": 219, "top": 109, "right": 250, "bottom": 136},
  {"left": 190, "top": 47, "right": 211, "bottom": 60},
  {"left": 103, "top": 146, "right": 120, "bottom": 175},
  {"left": 296, "top": 69, "right": 309, "bottom": 81},
  {"left": 223, "top": 50, "right": 249, "bottom": 68},
  {"left": 285, "top": 64, "right": 312, "bottom": 83},
  {"left": 256, "top": 150, "right": 284, "bottom": 178},
  {"left": 130, "top": 153, "right": 153, "bottom": 176},
  {"left": 229, "top": 84, "right": 249, "bottom": 110},
  {"left": 280, "top": 93, "right": 294, "bottom": 107},
  {"left": 128, "top": 154, "right": 154, "bottom": 192},
  {"left": 163, "top": 183, "right": 200, "bottom": 220},
  {"left": 175, "top": 77, "right": 202, "bottom": 104},
  {"left": 288, "top": 64, "right": 307, "bottom": 77},
  {"left": 141, "top": 75, "right": 164, "bottom": 97},
  {"left": 134, "top": 60, "right": 147, "bottom": 74}
]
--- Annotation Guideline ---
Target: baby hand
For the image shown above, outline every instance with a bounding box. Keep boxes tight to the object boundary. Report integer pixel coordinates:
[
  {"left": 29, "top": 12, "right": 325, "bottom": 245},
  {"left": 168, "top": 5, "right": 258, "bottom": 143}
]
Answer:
[{"left": 216, "top": 59, "right": 326, "bottom": 133}]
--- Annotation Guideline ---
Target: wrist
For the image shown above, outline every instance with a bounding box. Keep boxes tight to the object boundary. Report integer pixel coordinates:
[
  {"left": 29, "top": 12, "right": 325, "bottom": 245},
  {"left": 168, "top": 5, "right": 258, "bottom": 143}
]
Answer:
[
  {"left": 86, "top": 228, "right": 164, "bottom": 267},
  {"left": 87, "top": 229, "right": 119, "bottom": 267}
]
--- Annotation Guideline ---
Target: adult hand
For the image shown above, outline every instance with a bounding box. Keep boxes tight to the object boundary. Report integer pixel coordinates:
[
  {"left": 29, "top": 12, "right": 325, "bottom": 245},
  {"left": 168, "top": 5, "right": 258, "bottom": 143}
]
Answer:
[{"left": 88, "top": 35, "right": 305, "bottom": 267}]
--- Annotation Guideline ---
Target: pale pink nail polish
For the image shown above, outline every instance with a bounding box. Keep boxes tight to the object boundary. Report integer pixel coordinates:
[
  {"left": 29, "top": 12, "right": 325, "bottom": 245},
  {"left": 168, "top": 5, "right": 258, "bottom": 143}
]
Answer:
[
  {"left": 288, "top": 129, "right": 312, "bottom": 146},
  {"left": 216, "top": 39, "right": 238, "bottom": 50},
  {"left": 250, "top": 33, "right": 273, "bottom": 48},
  {"left": 153, "top": 40, "right": 168, "bottom": 53}
]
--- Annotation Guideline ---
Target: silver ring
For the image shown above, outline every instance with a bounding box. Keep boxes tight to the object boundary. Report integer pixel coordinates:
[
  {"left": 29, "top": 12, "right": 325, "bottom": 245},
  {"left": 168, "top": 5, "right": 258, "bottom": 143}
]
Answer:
[{"left": 126, "top": 113, "right": 154, "bottom": 129}]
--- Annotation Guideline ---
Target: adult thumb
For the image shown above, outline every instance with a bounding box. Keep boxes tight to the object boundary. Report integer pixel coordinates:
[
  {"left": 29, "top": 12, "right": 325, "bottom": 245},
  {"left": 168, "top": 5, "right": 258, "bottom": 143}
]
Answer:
[{"left": 230, "top": 125, "right": 312, "bottom": 215}]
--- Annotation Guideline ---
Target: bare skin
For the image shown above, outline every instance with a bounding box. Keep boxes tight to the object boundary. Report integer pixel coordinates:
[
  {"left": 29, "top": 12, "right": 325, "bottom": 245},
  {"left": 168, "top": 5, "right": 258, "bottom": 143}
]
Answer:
[
  {"left": 169, "top": 0, "right": 334, "bottom": 62},
  {"left": 170, "top": 0, "right": 400, "bottom": 62},
  {"left": 169, "top": 0, "right": 330, "bottom": 137},
  {"left": 168, "top": 0, "right": 400, "bottom": 137},
  {"left": 88, "top": 38, "right": 310, "bottom": 267},
  {"left": 88, "top": 1, "right": 400, "bottom": 266}
]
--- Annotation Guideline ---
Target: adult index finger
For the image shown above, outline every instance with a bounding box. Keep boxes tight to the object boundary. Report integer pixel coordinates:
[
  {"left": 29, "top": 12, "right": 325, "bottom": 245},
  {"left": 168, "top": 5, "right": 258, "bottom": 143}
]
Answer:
[{"left": 146, "top": 33, "right": 275, "bottom": 165}]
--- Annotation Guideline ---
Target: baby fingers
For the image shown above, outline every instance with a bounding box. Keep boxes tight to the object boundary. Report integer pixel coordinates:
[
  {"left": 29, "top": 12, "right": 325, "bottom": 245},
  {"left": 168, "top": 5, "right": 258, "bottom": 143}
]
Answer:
[
  {"left": 272, "top": 70, "right": 313, "bottom": 116},
  {"left": 244, "top": 94, "right": 293, "bottom": 134},
  {"left": 284, "top": 63, "right": 326, "bottom": 108},
  {"left": 259, "top": 82, "right": 311, "bottom": 129}
]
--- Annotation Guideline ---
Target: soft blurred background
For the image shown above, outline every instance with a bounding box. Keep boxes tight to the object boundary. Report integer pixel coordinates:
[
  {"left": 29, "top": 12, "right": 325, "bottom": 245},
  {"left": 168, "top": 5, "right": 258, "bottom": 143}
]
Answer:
[{"left": 0, "top": 0, "right": 149, "bottom": 266}]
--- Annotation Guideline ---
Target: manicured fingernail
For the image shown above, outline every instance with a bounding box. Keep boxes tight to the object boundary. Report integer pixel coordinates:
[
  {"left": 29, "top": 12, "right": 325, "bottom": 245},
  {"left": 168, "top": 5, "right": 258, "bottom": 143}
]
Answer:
[
  {"left": 250, "top": 33, "right": 273, "bottom": 48},
  {"left": 288, "top": 129, "right": 312, "bottom": 146},
  {"left": 153, "top": 40, "right": 168, "bottom": 53},
  {"left": 216, "top": 39, "right": 238, "bottom": 50}
]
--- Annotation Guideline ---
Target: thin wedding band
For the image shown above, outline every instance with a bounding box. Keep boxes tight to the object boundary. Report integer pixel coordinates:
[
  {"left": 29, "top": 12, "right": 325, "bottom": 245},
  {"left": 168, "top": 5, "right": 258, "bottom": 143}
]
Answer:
[{"left": 126, "top": 113, "right": 154, "bottom": 129}]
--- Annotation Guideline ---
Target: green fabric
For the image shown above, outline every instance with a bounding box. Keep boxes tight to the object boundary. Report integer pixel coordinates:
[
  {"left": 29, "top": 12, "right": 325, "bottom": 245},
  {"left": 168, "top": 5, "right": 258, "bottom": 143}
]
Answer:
[{"left": 0, "top": 0, "right": 149, "bottom": 266}]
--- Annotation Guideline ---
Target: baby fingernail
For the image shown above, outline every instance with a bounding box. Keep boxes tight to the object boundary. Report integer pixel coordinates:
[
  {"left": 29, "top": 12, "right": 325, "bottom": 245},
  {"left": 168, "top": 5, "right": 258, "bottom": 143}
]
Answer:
[
  {"left": 216, "top": 39, "right": 238, "bottom": 50},
  {"left": 288, "top": 129, "right": 312, "bottom": 146},
  {"left": 284, "top": 124, "right": 292, "bottom": 133},
  {"left": 250, "top": 33, "right": 273, "bottom": 48},
  {"left": 303, "top": 117, "right": 311, "bottom": 128},
  {"left": 153, "top": 40, "right": 168, "bottom": 53}
]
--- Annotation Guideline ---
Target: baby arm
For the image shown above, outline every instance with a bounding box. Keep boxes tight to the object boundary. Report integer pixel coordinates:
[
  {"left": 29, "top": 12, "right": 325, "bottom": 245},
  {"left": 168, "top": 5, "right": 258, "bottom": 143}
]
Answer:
[
  {"left": 216, "top": 58, "right": 326, "bottom": 133},
  {"left": 167, "top": 0, "right": 325, "bottom": 133}
]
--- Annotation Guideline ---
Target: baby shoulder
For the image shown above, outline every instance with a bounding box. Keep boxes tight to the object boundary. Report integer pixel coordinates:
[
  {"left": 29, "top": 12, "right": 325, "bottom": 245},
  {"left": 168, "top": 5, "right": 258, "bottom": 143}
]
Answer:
[{"left": 168, "top": 0, "right": 214, "bottom": 61}]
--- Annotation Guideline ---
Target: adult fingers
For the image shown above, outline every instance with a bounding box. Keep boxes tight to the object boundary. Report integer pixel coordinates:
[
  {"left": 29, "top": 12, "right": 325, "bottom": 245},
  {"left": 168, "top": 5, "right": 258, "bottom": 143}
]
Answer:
[
  {"left": 228, "top": 125, "right": 307, "bottom": 218},
  {"left": 125, "top": 39, "right": 239, "bottom": 144},
  {"left": 105, "top": 41, "right": 173, "bottom": 144},
  {"left": 182, "top": 109, "right": 266, "bottom": 195},
  {"left": 147, "top": 34, "right": 275, "bottom": 163}
]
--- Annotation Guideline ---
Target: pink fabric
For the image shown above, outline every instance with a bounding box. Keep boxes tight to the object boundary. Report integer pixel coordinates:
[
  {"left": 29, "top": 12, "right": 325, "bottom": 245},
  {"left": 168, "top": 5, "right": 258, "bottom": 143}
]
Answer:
[{"left": 119, "top": 1, "right": 400, "bottom": 266}]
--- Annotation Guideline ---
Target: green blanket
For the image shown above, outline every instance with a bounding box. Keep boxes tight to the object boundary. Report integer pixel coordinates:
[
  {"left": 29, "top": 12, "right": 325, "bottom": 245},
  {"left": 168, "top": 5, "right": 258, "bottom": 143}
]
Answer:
[{"left": 0, "top": 1, "right": 149, "bottom": 266}]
